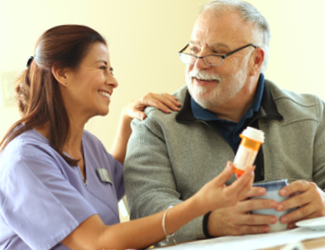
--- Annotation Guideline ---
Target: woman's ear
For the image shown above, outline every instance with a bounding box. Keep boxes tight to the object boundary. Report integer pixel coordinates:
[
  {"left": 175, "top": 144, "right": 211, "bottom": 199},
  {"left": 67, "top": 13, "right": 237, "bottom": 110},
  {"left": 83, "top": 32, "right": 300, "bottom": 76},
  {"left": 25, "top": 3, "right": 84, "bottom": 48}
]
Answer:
[{"left": 51, "top": 64, "right": 70, "bottom": 87}]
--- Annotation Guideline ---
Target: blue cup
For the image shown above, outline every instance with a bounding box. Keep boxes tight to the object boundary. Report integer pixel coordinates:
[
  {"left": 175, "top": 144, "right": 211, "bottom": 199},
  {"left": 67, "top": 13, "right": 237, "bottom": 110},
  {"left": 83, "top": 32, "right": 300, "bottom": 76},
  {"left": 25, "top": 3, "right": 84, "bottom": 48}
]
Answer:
[{"left": 251, "top": 179, "right": 289, "bottom": 232}]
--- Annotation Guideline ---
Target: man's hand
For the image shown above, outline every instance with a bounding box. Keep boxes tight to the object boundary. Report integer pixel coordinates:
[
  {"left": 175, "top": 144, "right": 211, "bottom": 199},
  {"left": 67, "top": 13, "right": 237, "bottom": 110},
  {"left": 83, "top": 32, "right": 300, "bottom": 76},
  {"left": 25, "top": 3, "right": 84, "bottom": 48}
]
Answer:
[
  {"left": 276, "top": 180, "right": 325, "bottom": 228},
  {"left": 207, "top": 187, "right": 278, "bottom": 236}
]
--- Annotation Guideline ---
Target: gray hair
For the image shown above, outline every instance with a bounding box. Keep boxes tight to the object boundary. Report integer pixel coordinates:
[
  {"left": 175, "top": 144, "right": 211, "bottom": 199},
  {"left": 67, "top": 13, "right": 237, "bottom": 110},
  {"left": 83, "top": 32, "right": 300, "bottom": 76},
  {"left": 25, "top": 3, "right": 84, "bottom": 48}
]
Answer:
[{"left": 202, "top": 0, "right": 270, "bottom": 72}]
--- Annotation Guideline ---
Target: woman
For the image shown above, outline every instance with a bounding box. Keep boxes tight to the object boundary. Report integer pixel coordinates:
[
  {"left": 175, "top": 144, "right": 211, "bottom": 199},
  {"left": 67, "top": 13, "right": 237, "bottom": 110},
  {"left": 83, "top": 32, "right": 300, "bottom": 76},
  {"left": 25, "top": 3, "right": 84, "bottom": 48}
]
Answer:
[{"left": 0, "top": 25, "right": 254, "bottom": 250}]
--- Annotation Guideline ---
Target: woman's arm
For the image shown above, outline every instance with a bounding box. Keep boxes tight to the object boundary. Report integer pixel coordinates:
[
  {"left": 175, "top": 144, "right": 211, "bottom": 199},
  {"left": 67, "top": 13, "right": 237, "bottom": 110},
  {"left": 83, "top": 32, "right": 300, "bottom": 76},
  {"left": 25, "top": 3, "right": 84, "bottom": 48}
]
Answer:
[
  {"left": 111, "top": 92, "right": 181, "bottom": 164},
  {"left": 61, "top": 163, "right": 254, "bottom": 250}
]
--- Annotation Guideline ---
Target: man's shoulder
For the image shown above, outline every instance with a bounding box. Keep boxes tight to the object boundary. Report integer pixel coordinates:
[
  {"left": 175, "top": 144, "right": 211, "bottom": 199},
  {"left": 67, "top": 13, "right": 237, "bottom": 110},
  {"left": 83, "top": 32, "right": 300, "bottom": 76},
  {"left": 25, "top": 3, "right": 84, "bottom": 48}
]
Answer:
[
  {"left": 144, "top": 85, "right": 188, "bottom": 119},
  {"left": 266, "top": 79, "right": 322, "bottom": 106},
  {"left": 265, "top": 79, "right": 324, "bottom": 121}
]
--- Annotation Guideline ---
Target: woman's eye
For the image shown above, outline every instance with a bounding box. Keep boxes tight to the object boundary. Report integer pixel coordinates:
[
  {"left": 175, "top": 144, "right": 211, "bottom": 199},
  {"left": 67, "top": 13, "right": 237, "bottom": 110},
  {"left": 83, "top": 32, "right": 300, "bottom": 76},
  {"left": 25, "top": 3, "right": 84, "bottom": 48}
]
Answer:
[{"left": 109, "top": 67, "right": 114, "bottom": 76}]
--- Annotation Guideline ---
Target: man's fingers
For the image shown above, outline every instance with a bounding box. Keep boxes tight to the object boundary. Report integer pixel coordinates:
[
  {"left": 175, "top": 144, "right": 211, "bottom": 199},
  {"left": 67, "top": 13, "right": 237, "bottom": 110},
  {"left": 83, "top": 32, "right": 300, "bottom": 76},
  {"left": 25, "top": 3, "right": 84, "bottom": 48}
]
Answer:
[
  {"left": 279, "top": 180, "right": 309, "bottom": 197},
  {"left": 288, "top": 211, "right": 321, "bottom": 229},
  {"left": 236, "top": 225, "right": 270, "bottom": 235},
  {"left": 276, "top": 191, "right": 310, "bottom": 211},
  {"left": 241, "top": 198, "right": 277, "bottom": 212},
  {"left": 279, "top": 203, "right": 315, "bottom": 224},
  {"left": 239, "top": 213, "right": 277, "bottom": 226}
]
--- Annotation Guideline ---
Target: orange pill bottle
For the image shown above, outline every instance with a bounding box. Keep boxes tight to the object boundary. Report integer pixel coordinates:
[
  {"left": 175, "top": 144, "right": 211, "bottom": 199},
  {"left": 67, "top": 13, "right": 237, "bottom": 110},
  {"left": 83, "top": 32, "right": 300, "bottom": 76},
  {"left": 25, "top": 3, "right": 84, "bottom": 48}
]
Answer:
[{"left": 233, "top": 127, "right": 265, "bottom": 177}]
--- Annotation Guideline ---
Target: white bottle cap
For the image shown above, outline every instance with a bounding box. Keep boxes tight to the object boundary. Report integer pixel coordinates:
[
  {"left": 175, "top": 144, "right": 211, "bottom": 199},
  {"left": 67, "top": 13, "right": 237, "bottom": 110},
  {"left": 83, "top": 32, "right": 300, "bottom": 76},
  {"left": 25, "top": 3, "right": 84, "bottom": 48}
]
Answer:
[{"left": 241, "top": 126, "right": 265, "bottom": 143}]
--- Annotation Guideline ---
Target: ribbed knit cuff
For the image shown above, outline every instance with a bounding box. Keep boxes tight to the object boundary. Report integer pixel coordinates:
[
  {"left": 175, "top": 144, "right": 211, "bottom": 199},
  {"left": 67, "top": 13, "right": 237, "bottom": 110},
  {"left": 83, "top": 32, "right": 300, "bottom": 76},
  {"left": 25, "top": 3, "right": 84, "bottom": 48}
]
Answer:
[{"left": 202, "top": 211, "right": 212, "bottom": 238}]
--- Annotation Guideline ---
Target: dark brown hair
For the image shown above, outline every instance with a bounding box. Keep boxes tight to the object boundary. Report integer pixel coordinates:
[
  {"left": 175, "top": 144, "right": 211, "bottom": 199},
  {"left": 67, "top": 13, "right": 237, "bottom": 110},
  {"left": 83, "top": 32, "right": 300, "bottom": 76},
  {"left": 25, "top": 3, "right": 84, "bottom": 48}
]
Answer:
[{"left": 0, "top": 24, "right": 107, "bottom": 166}]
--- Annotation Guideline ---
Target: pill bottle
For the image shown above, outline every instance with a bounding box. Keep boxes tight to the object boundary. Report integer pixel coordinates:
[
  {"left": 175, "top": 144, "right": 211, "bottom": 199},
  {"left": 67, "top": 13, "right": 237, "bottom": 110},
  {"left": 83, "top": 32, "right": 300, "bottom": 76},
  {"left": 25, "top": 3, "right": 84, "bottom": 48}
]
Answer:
[{"left": 233, "top": 127, "right": 265, "bottom": 177}]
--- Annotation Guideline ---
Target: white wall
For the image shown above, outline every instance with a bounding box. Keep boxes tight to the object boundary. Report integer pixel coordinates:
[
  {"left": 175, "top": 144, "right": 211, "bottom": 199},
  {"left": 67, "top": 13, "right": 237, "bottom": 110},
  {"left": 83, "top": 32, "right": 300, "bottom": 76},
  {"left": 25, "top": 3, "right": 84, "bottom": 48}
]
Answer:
[{"left": 1, "top": 0, "right": 325, "bottom": 150}]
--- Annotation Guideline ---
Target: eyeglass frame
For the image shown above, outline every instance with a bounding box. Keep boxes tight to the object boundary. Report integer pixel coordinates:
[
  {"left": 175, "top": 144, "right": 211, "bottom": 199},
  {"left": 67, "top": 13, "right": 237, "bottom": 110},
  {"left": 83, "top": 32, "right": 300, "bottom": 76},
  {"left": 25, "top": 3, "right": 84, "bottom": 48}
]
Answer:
[{"left": 178, "top": 43, "right": 259, "bottom": 66}]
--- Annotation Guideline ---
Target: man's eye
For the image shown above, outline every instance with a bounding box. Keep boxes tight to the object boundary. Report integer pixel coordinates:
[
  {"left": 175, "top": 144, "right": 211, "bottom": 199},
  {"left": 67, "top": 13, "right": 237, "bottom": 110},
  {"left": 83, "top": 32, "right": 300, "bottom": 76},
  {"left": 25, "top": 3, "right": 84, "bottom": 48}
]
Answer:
[
  {"left": 213, "top": 50, "right": 226, "bottom": 55},
  {"left": 189, "top": 47, "right": 199, "bottom": 54},
  {"left": 100, "top": 66, "right": 107, "bottom": 71}
]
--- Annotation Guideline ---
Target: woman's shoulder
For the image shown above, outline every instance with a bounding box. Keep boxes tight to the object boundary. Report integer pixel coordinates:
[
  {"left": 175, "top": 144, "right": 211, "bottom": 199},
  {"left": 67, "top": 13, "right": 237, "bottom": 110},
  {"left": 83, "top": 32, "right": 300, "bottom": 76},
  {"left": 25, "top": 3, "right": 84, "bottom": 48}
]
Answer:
[
  {"left": 3, "top": 129, "right": 49, "bottom": 154},
  {"left": 0, "top": 130, "right": 59, "bottom": 186},
  {"left": 0, "top": 130, "right": 54, "bottom": 169}
]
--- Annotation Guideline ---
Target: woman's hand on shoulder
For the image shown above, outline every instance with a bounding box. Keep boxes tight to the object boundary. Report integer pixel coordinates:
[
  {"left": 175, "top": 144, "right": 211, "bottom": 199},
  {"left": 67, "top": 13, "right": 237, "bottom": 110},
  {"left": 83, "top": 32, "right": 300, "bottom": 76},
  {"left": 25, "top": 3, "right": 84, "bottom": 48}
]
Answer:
[{"left": 123, "top": 92, "right": 182, "bottom": 121}]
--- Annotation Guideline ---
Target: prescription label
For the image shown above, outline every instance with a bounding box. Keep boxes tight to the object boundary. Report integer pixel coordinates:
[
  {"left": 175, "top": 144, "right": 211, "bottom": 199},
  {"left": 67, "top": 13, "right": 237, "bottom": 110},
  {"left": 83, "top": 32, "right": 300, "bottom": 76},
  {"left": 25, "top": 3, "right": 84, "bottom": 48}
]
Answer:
[{"left": 233, "top": 145, "right": 258, "bottom": 171}]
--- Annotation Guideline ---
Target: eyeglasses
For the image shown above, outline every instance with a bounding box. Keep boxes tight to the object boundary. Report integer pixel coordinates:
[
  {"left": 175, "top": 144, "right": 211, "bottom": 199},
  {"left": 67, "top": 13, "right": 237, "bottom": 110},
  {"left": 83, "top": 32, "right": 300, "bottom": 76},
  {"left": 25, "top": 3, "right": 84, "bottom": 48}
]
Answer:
[{"left": 178, "top": 43, "right": 259, "bottom": 66}]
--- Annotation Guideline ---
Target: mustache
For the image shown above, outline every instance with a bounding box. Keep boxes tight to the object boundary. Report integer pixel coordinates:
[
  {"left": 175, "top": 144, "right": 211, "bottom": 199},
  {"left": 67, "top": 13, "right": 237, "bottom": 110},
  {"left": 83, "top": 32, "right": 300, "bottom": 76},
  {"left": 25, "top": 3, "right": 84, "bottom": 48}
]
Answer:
[{"left": 189, "top": 70, "right": 222, "bottom": 81}]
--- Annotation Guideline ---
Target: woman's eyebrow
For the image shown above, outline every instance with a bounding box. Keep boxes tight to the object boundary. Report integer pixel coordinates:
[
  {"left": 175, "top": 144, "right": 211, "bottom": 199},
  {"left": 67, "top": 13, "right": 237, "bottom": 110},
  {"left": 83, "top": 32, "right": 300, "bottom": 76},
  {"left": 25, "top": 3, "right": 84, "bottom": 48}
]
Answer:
[{"left": 96, "top": 60, "right": 107, "bottom": 64}]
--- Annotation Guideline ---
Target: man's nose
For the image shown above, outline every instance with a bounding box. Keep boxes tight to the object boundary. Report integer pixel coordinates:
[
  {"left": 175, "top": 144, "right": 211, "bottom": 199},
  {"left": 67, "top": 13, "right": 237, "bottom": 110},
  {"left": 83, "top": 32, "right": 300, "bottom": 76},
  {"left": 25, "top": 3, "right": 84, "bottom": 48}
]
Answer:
[{"left": 194, "top": 56, "right": 210, "bottom": 70}]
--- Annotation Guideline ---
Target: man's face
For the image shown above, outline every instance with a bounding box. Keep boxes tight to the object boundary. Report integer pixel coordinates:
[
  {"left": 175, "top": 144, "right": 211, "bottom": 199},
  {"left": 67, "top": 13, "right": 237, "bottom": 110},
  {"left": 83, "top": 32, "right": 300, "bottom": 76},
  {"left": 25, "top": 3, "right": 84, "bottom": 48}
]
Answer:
[{"left": 186, "top": 10, "right": 259, "bottom": 111}]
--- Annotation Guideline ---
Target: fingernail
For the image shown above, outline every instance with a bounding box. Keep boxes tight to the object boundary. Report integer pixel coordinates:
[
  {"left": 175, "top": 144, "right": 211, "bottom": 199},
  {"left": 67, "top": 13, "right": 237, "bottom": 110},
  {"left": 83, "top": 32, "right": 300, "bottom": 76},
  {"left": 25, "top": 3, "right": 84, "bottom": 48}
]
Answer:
[
  {"left": 270, "top": 201, "right": 276, "bottom": 207},
  {"left": 282, "top": 216, "right": 287, "bottom": 223},
  {"left": 271, "top": 217, "right": 277, "bottom": 223},
  {"left": 277, "top": 204, "right": 283, "bottom": 211},
  {"left": 280, "top": 190, "right": 287, "bottom": 196},
  {"left": 264, "top": 226, "right": 269, "bottom": 233},
  {"left": 259, "top": 188, "right": 265, "bottom": 194}
]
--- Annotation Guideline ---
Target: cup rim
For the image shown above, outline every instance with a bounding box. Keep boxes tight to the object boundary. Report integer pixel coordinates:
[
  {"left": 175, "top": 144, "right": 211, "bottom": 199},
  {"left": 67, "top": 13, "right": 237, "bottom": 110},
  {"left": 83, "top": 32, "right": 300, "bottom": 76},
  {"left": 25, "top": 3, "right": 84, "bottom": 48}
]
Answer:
[{"left": 253, "top": 179, "right": 288, "bottom": 190}]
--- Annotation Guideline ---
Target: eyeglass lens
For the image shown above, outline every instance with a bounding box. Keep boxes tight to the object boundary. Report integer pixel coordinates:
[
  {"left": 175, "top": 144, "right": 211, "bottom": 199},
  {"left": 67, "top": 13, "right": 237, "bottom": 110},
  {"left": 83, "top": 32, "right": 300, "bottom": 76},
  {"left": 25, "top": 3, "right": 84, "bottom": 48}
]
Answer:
[{"left": 179, "top": 54, "right": 223, "bottom": 66}]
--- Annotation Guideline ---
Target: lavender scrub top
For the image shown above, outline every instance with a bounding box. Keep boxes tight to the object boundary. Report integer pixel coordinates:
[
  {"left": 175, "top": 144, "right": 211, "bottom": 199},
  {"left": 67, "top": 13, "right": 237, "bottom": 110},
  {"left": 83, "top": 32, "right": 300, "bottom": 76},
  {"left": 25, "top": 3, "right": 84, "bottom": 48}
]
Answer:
[{"left": 0, "top": 129, "right": 124, "bottom": 250}]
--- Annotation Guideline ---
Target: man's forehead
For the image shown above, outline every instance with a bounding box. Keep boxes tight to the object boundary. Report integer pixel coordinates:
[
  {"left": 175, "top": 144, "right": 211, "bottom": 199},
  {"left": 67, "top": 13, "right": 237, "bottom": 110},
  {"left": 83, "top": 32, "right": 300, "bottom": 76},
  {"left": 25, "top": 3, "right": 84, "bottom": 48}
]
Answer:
[
  {"left": 189, "top": 39, "right": 230, "bottom": 50},
  {"left": 190, "top": 10, "right": 255, "bottom": 49}
]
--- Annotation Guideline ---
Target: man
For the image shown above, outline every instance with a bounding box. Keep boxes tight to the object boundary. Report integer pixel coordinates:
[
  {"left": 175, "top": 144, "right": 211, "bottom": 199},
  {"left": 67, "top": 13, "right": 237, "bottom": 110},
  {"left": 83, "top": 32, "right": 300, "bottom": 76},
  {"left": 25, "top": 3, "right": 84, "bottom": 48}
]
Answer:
[{"left": 124, "top": 0, "right": 325, "bottom": 243}]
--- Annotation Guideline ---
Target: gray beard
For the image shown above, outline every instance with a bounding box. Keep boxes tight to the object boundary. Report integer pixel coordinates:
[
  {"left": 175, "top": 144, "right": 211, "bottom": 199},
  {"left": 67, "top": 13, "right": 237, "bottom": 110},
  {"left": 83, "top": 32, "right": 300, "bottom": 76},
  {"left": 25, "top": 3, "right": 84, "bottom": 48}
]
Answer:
[{"left": 186, "top": 68, "right": 247, "bottom": 110}]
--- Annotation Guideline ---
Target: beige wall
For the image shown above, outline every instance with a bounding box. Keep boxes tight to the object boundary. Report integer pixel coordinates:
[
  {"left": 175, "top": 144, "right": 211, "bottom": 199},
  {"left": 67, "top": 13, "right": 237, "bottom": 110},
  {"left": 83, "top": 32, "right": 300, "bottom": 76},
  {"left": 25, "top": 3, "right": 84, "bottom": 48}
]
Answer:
[
  {"left": 0, "top": 0, "right": 206, "bottom": 148},
  {"left": 1, "top": 0, "right": 325, "bottom": 151}
]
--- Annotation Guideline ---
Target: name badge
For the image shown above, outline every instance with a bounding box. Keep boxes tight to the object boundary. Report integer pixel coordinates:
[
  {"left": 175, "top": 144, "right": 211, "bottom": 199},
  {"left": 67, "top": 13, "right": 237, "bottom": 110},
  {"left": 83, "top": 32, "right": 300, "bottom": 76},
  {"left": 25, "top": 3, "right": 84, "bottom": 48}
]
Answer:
[{"left": 96, "top": 168, "right": 113, "bottom": 184}]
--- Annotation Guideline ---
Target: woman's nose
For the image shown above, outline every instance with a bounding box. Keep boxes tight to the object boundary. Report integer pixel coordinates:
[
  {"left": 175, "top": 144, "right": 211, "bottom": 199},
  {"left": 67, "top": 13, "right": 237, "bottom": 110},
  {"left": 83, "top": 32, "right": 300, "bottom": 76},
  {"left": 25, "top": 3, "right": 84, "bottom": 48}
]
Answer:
[{"left": 106, "top": 75, "right": 118, "bottom": 88}]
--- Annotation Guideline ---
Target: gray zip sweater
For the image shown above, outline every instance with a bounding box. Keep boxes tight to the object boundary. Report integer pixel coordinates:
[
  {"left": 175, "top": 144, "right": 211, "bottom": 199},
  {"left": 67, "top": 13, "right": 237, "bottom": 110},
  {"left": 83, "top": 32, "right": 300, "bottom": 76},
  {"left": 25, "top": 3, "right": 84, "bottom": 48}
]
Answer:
[{"left": 124, "top": 80, "right": 325, "bottom": 243}]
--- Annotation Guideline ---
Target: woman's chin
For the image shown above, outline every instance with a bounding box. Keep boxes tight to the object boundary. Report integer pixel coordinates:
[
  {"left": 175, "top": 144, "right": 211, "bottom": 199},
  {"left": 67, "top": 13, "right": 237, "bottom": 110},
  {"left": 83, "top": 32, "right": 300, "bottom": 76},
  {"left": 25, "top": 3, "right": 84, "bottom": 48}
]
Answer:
[{"left": 98, "top": 108, "right": 109, "bottom": 116}]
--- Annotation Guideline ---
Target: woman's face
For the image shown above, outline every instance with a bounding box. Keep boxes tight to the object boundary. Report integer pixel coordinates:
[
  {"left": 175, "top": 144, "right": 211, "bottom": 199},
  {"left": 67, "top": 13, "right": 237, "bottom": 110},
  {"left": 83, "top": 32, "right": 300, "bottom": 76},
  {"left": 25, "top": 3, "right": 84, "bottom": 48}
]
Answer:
[{"left": 63, "top": 42, "right": 118, "bottom": 121}]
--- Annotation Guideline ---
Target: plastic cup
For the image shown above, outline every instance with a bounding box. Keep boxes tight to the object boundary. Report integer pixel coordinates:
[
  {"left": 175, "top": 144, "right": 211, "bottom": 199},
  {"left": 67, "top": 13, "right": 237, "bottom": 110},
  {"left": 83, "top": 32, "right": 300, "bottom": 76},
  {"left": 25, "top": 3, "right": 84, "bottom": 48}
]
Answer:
[{"left": 251, "top": 179, "right": 290, "bottom": 232}]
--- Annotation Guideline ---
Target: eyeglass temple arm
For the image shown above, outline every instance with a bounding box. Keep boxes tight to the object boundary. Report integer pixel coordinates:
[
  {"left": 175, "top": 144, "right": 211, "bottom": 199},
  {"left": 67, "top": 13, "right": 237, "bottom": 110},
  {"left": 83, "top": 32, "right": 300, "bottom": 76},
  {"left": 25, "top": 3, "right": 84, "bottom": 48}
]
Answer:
[
  {"left": 179, "top": 44, "right": 189, "bottom": 53},
  {"left": 222, "top": 43, "right": 259, "bottom": 59}
]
